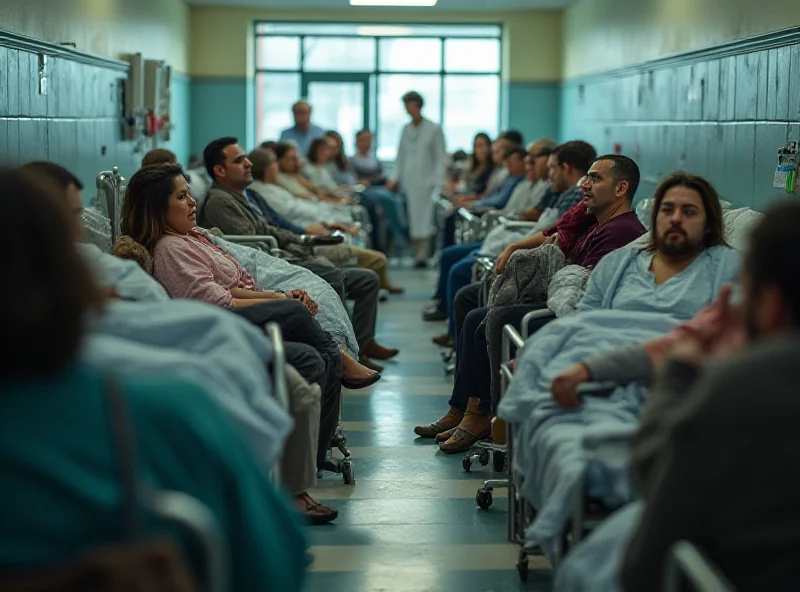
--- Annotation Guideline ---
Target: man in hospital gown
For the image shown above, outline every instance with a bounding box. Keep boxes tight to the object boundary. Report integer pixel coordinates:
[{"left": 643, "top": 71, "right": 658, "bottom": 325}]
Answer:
[{"left": 387, "top": 91, "right": 446, "bottom": 267}]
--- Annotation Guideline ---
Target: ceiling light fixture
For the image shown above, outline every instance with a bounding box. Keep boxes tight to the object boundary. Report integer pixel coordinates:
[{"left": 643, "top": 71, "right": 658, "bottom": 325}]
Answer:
[{"left": 350, "top": 0, "right": 438, "bottom": 6}]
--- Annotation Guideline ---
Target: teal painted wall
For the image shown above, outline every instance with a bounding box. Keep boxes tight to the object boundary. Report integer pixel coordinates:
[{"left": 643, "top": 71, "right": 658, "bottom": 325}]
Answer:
[
  {"left": 505, "top": 81, "right": 560, "bottom": 143},
  {"left": 189, "top": 76, "right": 249, "bottom": 157},
  {"left": 0, "top": 45, "right": 192, "bottom": 200},
  {"left": 558, "top": 41, "right": 800, "bottom": 211},
  {"left": 165, "top": 73, "right": 191, "bottom": 165}
]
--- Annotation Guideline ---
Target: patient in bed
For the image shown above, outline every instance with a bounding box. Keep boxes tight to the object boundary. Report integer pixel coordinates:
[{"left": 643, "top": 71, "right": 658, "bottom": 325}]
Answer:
[{"left": 0, "top": 167, "right": 307, "bottom": 592}]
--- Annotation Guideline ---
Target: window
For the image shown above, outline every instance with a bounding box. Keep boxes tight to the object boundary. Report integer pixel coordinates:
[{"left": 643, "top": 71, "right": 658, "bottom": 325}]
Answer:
[
  {"left": 303, "top": 37, "right": 376, "bottom": 72},
  {"left": 254, "top": 22, "right": 502, "bottom": 160}
]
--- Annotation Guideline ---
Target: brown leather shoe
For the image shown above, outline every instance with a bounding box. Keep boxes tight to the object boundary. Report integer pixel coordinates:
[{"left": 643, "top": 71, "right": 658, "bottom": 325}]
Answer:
[
  {"left": 358, "top": 355, "right": 384, "bottom": 373},
  {"left": 361, "top": 339, "right": 399, "bottom": 360},
  {"left": 432, "top": 334, "right": 453, "bottom": 348},
  {"left": 414, "top": 406, "right": 464, "bottom": 438},
  {"left": 386, "top": 284, "right": 405, "bottom": 295}
]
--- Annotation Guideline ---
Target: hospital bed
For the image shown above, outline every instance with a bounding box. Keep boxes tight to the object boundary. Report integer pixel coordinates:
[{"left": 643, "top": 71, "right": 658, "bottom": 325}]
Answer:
[{"left": 92, "top": 167, "right": 355, "bottom": 486}]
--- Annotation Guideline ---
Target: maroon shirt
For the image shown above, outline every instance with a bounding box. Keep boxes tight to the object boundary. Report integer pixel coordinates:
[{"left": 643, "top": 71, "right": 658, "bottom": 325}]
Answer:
[{"left": 570, "top": 210, "right": 645, "bottom": 269}]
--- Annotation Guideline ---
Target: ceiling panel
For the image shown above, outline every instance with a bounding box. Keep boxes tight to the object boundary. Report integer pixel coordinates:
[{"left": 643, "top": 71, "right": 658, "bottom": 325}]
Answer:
[{"left": 186, "top": 0, "right": 576, "bottom": 10}]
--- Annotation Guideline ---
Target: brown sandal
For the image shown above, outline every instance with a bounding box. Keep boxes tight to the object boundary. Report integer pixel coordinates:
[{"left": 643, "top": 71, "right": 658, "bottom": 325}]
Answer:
[
  {"left": 414, "top": 407, "right": 464, "bottom": 438},
  {"left": 296, "top": 493, "right": 338, "bottom": 526},
  {"left": 438, "top": 426, "right": 491, "bottom": 454}
]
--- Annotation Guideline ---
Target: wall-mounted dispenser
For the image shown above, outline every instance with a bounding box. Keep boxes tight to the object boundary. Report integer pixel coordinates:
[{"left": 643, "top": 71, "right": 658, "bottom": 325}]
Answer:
[{"left": 123, "top": 53, "right": 147, "bottom": 141}]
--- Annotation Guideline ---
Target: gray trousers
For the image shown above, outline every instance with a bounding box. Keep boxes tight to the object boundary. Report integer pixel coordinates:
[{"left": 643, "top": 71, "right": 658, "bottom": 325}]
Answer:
[
  {"left": 281, "top": 364, "right": 321, "bottom": 495},
  {"left": 300, "top": 262, "right": 380, "bottom": 350},
  {"left": 231, "top": 299, "right": 342, "bottom": 465}
]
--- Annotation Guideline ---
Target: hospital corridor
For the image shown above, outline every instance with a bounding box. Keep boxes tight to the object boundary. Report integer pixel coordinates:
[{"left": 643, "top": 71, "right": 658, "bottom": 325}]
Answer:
[{"left": 1, "top": 0, "right": 800, "bottom": 591}]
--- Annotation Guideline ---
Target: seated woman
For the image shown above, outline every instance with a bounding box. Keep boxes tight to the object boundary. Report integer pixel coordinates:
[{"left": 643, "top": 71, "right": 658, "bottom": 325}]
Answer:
[
  {"left": 0, "top": 167, "right": 306, "bottom": 592},
  {"left": 343, "top": 129, "right": 408, "bottom": 255},
  {"left": 248, "top": 147, "right": 355, "bottom": 228},
  {"left": 21, "top": 159, "right": 338, "bottom": 526},
  {"left": 119, "top": 162, "right": 380, "bottom": 446}
]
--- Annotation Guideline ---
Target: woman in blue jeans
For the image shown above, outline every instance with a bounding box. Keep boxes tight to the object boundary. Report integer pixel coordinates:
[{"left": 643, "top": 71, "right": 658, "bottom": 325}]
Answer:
[{"left": 327, "top": 129, "right": 408, "bottom": 254}]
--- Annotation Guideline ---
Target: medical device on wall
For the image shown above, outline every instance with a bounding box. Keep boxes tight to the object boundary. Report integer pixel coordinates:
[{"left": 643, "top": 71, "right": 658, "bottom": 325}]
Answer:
[
  {"left": 123, "top": 53, "right": 147, "bottom": 141},
  {"left": 144, "top": 59, "right": 173, "bottom": 141},
  {"left": 773, "top": 141, "right": 798, "bottom": 195}
]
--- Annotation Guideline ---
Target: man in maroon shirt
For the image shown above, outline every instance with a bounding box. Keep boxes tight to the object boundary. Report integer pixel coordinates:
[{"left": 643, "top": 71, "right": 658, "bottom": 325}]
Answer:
[{"left": 415, "top": 155, "right": 646, "bottom": 450}]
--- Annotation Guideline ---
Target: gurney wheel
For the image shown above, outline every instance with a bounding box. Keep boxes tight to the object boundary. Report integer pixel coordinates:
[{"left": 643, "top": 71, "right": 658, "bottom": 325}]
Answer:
[
  {"left": 342, "top": 461, "right": 355, "bottom": 485},
  {"left": 479, "top": 450, "right": 490, "bottom": 466},
  {"left": 493, "top": 451, "right": 506, "bottom": 472},
  {"left": 516, "top": 549, "right": 529, "bottom": 582},
  {"left": 462, "top": 456, "right": 472, "bottom": 472},
  {"left": 476, "top": 488, "right": 493, "bottom": 510}
]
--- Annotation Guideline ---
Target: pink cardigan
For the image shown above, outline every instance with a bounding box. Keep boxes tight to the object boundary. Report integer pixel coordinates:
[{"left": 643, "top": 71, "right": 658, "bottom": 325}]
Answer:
[{"left": 153, "top": 231, "right": 256, "bottom": 308}]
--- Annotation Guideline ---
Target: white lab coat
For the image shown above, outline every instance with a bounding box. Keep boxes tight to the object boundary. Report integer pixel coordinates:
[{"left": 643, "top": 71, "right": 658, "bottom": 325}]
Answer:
[{"left": 392, "top": 118, "right": 446, "bottom": 239}]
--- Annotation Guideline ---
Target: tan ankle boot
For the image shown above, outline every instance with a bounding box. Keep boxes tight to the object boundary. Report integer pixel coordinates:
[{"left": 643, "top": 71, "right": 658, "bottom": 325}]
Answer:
[
  {"left": 491, "top": 417, "right": 507, "bottom": 445},
  {"left": 414, "top": 406, "right": 464, "bottom": 438}
]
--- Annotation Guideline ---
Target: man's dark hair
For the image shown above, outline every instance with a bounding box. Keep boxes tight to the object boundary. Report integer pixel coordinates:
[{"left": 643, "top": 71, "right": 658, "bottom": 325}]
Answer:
[
  {"left": 499, "top": 130, "right": 524, "bottom": 147},
  {"left": 402, "top": 91, "right": 424, "bottom": 108},
  {"left": 745, "top": 202, "right": 800, "bottom": 328},
  {"left": 504, "top": 144, "right": 528, "bottom": 161},
  {"left": 552, "top": 141, "right": 597, "bottom": 175},
  {"left": 593, "top": 154, "right": 641, "bottom": 202},
  {"left": 20, "top": 161, "right": 83, "bottom": 191},
  {"left": 203, "top": 136, "right": 238, "bottom": 181},
  {"left": 646, "top": 172, "right": 728, "bottom": 252},
  {"left": 272, "top": 142, "right": 295, "bottom": 161},
  {"left": 1, "top": 167, "right": 103, "bottom": 379}
]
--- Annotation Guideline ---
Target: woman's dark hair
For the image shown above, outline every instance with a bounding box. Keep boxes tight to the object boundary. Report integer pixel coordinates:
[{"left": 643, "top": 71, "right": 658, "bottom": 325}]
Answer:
[
  {"left": 121, "top": 162, "right": 186, "bottom": 252},
  {"left": 470, "top": 132, "right": 493, "bottom": 172},
  {"left": 307, "top": 137, "right": 330, "bottom": 165},
  {"left": 0, "top": 167, "right": 103, "bottom": 380},
  {"left": 324, "top": 130, "right": 349, "bottom": 172},
  {"left": 646, "top": 172, "right": 729, "bottom": 252},
  {"left": 272, "top": 142, "right": 295, "bottom": 162}
]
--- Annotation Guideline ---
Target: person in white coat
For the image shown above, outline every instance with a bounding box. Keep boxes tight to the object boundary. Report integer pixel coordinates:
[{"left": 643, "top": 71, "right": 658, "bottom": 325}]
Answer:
[{"left": 386, "top": 91, "right": 446, "bottom": 268}]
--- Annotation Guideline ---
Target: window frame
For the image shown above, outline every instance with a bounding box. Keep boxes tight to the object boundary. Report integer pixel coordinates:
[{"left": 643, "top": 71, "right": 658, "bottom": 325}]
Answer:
[{"left": 253, "top": 21, "right": 504, "bottom": 158}]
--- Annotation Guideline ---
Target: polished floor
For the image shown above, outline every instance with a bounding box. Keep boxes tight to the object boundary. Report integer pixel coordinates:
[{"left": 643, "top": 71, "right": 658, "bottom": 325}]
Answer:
[{"left": 306, "top": 267, "right": 552, "bottom": 592}]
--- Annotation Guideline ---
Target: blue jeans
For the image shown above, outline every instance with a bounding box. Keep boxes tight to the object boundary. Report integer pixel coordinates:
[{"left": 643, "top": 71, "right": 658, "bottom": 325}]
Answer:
[
  {"left": 360, "top": 186, "right": 407, "bottom": 248},
  {"left": 447, "top": 255, "right": 479, "bottom": 339},
  {"left": 433, "top": 242, "right": 481, "bottom": 303},
  {"left": 443, "top": 210, "right": 458, "bottom": 248}
]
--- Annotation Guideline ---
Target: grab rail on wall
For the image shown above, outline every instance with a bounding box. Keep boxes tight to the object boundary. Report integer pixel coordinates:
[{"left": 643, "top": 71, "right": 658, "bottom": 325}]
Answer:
[{"left": 96, "top": 168, "right": 126, "bottom": 245}]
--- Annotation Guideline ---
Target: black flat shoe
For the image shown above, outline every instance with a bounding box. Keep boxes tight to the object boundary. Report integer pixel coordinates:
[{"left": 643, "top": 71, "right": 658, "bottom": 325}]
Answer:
[{"left": 342, "top": 371, "right": 381, "bottom": 390}]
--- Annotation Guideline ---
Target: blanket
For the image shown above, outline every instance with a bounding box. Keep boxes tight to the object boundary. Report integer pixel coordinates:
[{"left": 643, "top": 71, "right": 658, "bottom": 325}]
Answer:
[
  {"left": 487, "top": 243, "right": 566, "bottom": 309},
  {"left": 479, "top": 208, "right": 560, "bottom": 259},
  {"left": 547, "top": 264, "right": 592, "bottom": 317},
  {"left": 85, "top": 299, "right": 293, "bottom": 469},
  {"left": 208, "top": 234, "right": 360, "bottom": 356},
  {"left": 498, "top": 310, "right": 680, "bottom": 559},
  {"left": 555, "top": 502, "right": 642, "bottom": 591}
]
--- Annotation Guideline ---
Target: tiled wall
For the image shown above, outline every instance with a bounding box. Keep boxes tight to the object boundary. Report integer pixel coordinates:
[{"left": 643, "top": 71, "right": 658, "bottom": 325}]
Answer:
[
  {"left": 559, "top": 42, "right": 800, "bottom": 211},
  {"left": 0, "top": 45, "right": 191, "bottom": 202}
]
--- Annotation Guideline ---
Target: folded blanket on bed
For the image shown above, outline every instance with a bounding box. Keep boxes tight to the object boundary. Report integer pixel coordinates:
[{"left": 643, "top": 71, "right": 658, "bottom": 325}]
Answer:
[{"left": 497, "top": 310, "right": 679, "bottom": 559}]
